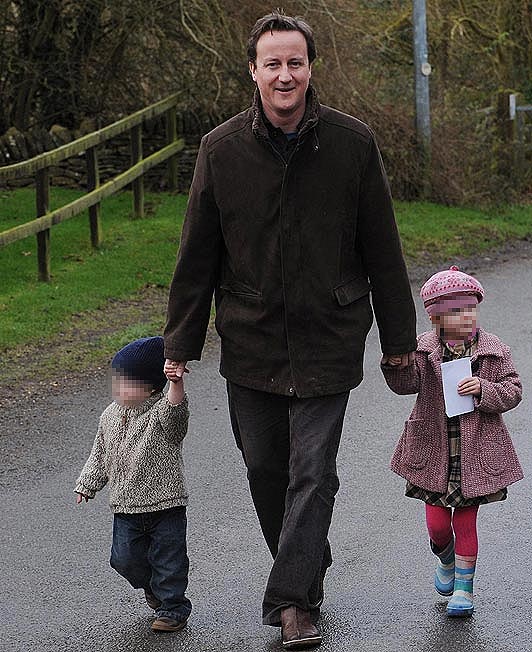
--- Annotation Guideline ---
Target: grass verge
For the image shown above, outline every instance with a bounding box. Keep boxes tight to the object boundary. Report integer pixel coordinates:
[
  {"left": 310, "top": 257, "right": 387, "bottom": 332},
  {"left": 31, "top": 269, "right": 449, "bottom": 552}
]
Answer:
[
  {"left": 394, "top": 201, "right": 532, "bottom": 262},
  {"left": 0, "top": 187, "right": 186, "bottom": 390},
  {"left": 1, "top": 187, "right": 186, "bottom": 349}
]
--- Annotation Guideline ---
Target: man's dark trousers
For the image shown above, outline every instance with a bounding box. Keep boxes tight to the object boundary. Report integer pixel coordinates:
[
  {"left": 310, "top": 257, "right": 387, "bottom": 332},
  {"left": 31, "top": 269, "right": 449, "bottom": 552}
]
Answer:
[{"left": 227, "top": 381, "right": 350, "bottom": 626}]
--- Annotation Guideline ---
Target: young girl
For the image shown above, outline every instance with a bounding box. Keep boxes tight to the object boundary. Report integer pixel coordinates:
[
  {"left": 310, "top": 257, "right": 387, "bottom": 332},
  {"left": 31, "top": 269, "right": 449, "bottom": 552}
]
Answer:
[
  {"left": 382, "top": 266, "right": 523, "bottom": 617},
  {"left": 75, "top": 336, "right": 192, "bottom": 632}
]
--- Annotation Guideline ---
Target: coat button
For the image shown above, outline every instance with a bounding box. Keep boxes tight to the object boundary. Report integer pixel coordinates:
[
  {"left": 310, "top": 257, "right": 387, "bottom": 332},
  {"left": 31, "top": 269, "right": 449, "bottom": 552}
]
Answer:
[{"left": 288, "top": 386, "right": 295, "bottom": 394}]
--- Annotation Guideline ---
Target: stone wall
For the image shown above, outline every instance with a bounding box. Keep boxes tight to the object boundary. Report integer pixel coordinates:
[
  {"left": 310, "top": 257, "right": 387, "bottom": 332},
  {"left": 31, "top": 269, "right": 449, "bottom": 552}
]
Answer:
[{"left": 0, "top": 112, "right": 217, "bottom": 193}]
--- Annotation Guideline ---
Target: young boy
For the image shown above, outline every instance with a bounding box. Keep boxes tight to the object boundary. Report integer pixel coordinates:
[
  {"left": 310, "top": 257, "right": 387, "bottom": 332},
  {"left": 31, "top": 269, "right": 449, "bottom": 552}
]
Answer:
[{"left": 75, "top": 336, "right": 192, "bottom": 632}]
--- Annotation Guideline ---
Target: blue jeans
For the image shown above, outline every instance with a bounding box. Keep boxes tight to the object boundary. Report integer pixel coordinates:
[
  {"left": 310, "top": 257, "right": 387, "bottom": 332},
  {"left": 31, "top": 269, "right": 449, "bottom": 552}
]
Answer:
[{"left": 110, "top": 506, "right": 192, "bottom": 622}]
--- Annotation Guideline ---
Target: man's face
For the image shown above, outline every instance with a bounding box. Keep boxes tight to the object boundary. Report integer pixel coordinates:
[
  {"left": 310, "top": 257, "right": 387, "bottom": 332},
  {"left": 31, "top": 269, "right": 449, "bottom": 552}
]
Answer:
[{"left": 249, "top": 29, "right": 311, "bottom": 124}]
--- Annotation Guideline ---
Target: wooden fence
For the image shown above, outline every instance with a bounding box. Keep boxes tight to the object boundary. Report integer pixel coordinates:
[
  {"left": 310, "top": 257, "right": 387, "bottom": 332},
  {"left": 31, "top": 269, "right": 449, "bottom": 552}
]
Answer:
[
  {"left": 0, "top": 93, "right": 184, "bottom": 281},
  {"left": 493, "top": 91, "right": 532, "bottom": 180}
]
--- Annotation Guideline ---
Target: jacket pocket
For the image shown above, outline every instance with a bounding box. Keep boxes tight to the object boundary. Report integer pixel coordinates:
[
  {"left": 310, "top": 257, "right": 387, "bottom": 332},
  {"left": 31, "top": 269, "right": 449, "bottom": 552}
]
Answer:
[
  {"left": 333, "top": 276, "right": 371, "bottom": 306},
  {"left": 219, "top": 281, "right": 262, "bottom": 299},
  {"left": 479, "top": 436, "right": 507, "bottom": 476},
  {"left": 401, "top": 419, "right": 430, "bottom": 469}
]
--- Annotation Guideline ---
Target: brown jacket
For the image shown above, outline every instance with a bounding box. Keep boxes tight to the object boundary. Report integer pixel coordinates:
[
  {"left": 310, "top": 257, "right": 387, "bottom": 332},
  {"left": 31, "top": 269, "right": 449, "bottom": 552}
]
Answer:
[
  {"left": 165, "top": 87, "right": 417, "bottom": 397},
  {"left": 383, "top": 328, "right": 523, "bottom": 497}
]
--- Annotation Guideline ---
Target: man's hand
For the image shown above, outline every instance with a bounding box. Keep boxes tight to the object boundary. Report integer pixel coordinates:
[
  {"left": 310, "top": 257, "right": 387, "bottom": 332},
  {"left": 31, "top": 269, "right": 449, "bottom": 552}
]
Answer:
[
  {"left": 381, "top": 352, "right": 415, "bottom": 369},
  {"left": 164, "top": 359, "right": 189, "bottom": 381},
  {"left": 457, "top": 376, "right": 481, "bottom": 397}
]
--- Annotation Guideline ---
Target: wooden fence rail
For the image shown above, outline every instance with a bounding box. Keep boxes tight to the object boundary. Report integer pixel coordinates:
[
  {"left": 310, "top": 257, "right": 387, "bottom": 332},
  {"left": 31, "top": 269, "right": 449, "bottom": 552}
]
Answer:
[{"left": 0, "top": 93, "right": 184, "bottom": 281}]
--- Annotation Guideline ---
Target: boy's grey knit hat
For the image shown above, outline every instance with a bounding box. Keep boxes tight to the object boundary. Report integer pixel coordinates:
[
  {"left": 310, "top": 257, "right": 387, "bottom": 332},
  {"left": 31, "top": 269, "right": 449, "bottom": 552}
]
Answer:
[{"left": 111, "top": 336, "right": 167, "bottom": 390}]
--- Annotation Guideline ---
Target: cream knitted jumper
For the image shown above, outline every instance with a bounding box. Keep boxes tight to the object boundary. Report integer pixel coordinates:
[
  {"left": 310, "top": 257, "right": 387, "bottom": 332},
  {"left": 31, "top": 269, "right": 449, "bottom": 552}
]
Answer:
[{"left": 75, "top": 392, "right": 189, "bottom": 514}]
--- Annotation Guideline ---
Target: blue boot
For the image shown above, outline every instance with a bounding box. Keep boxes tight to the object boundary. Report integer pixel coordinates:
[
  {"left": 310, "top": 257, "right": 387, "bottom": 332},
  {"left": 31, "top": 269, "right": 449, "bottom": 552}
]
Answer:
[
  {"left": 431, "top": 539, "right": 455, "bottom": 596},
  {"left": 447, "top": 556, "right": 475, "bottom": 617}
]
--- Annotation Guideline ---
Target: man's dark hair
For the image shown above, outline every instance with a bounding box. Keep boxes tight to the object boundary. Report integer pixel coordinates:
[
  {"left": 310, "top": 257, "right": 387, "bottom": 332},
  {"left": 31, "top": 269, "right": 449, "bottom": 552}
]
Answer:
[{"left": 247, "top": 10, "right": 317, "bottom": 65}]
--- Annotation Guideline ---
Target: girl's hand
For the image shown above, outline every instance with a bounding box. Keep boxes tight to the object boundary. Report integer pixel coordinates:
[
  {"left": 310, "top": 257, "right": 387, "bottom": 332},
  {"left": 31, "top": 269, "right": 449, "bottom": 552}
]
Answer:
[
  {"left": 457, "top": 376, "right": 481, "bottom": 397},
  {"left": 76, "top": 492, "right": 90, "bottom": 504},
  {"left": 383, "top": 355, "right": 403, "bottom": 366},
  {"left": 381, "top": 352, "right": 414, "bottom": 368}
]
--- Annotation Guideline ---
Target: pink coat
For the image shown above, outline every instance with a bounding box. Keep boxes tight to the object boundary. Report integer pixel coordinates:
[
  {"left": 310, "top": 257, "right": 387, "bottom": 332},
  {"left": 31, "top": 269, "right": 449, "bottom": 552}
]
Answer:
[{"left": 382, "top": 328, "right": 523, "bottom": 498}]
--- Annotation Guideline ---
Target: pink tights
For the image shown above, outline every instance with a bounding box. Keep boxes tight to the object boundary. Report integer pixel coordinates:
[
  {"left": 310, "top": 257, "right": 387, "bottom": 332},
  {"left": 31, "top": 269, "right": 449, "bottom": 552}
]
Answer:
[{"left": 425, "top": 504, "right": 479, "bottom": 556}]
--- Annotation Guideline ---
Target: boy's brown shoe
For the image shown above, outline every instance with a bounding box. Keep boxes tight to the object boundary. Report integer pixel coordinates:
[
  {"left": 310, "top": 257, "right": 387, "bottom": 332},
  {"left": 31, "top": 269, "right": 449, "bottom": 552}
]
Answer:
[
  {"left": 144, "top": 590, "right": 161, "bottom": 610},
  {"left": 151, "top": 616, "right": 187, "bottom": 632}
]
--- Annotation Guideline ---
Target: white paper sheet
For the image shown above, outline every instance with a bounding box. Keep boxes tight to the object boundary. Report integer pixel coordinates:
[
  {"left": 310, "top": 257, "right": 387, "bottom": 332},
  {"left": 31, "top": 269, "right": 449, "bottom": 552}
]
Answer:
[{"left": 440, "top": 358, "right": 474, "bottom": 417}]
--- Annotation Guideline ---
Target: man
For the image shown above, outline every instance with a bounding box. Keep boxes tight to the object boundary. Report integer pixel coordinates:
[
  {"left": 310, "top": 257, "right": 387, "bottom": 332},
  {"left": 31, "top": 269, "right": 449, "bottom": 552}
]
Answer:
[{"left": 164, "top": 11, "right": 416, "bottom": 649}]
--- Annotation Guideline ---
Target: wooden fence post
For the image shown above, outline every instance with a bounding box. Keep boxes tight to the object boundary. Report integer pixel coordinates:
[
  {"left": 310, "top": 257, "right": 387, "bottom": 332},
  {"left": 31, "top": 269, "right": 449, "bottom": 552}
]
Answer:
[
  {"left": 166, "top": 107, "right": 179, "bottom": 192},
  {"left": 515, "top": 108, "right": 524, "bottom": 175},
  {"left": 86, "top": 146, "right": 102, "bottom": 247},
  {"left": 36, "top": 168, "right": 50, "bottom": 282},
  {"left": 130, "top": 124, "right": 144, "bottom": 218}
]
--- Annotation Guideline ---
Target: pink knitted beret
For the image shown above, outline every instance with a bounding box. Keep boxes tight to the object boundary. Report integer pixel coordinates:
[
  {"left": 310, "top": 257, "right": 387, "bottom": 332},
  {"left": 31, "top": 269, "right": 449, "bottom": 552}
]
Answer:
[{"left": 420, "top": 266, "right": 484, "bottom": 307}]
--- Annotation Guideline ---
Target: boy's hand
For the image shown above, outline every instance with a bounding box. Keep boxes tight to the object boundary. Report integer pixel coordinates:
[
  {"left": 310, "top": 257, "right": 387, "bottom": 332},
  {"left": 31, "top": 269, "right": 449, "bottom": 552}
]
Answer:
[
  {"left": 76, "top": 492, "right": 90, "bottom": 504},
  {"left": 164, "top": 359, "right": 189, "bottom": 381},
  {"left": 457, "top": 376, "right": 481, "bottom": 397}
]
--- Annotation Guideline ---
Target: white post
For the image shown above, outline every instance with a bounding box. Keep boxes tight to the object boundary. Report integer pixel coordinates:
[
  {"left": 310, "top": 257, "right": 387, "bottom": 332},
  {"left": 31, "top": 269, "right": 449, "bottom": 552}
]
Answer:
[{"left": 413, "top": 0, "right": 431, "bottom": 196}]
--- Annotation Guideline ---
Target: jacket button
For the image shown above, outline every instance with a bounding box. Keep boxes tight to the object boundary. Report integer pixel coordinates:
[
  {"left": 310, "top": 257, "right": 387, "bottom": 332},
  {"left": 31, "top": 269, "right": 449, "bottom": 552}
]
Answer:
[{"left": 288, "top": 386, "right": 295, "bottom": 394}]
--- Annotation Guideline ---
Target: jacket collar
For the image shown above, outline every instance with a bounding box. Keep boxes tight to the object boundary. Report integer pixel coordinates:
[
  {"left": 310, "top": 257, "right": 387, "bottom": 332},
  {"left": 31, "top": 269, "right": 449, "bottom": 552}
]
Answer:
[
  {"left": 418, "top": 327, "right": 503, "bottom": 361},
  {"left": 251, "top": 84, "right": 320, "bottom": 143}
]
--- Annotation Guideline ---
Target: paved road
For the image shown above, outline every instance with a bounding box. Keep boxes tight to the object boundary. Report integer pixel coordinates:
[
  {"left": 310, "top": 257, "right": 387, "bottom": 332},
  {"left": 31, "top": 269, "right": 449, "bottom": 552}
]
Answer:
[{"left": 2, "top": 256, "right": 532, "bottom": 652}]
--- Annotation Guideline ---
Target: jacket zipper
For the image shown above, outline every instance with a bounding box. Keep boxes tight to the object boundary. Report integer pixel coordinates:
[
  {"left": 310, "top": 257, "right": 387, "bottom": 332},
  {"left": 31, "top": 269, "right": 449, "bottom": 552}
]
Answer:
[
  {"left": 277, "top": 141, "right": 305, "bottom": 396},
  {"left": 264, "top": 129, "right": 317, "bottom": 396}
]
